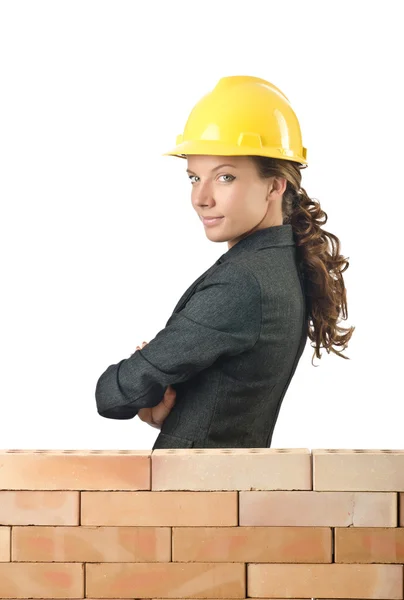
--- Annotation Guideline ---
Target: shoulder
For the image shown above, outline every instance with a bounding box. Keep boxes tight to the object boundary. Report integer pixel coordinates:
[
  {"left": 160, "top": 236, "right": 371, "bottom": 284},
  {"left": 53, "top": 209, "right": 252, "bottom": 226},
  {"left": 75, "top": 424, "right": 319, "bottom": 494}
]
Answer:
[
  {"left": 175, "top": 259, "right": 262, "bottom": 347},
  {"left": 200, "top": 259, "right": 261, "bottom": 300},
  {"left": 182, "top": 260, "right": 262, "bottom": 326}
]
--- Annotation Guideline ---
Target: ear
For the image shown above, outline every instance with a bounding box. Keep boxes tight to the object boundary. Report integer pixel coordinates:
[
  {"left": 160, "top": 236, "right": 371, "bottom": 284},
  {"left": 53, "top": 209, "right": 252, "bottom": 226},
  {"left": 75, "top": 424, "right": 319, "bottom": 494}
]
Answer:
[
  {"left": 266, "top": 182, "right": 275, "bottom": 201},
  {"left": 268, "top": 176, "right": 287, "bottom": 199}
]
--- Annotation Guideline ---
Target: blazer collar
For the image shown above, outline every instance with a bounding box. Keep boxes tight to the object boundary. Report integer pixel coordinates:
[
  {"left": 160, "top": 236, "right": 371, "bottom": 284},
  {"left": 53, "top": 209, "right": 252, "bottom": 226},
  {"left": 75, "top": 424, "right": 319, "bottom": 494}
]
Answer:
[{"left": 217, "top": 224, "right": 295, "bottom": 264}]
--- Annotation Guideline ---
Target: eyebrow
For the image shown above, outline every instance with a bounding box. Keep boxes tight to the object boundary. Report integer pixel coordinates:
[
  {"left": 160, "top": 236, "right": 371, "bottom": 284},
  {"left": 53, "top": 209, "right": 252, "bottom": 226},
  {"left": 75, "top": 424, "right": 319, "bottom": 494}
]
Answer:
[{"left": 186, "top": 163, "right": 238, "bottom": 174}]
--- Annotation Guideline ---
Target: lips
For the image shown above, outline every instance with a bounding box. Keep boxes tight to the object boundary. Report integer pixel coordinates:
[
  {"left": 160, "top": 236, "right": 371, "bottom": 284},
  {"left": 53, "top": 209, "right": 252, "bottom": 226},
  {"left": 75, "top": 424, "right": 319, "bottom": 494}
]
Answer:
[
  {"left": 202, "top": 216, "right": 224, "bottom": 224},
  {"left": 201, "top": 216, "right": 224, "bottom": 227}
]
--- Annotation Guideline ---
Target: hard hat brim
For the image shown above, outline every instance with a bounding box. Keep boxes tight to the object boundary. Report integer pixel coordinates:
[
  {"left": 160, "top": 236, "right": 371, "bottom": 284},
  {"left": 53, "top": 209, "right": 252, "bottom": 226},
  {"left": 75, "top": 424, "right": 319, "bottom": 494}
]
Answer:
[{"left": 162, "top": 139, "right": 308, "bottom": 168}]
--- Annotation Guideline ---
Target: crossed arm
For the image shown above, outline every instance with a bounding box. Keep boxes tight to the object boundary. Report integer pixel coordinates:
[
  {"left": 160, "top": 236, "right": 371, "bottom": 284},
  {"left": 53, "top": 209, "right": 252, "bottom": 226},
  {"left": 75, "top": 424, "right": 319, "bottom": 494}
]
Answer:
[{"left": 94, "top": 261, "right": 262, "bottom": 420}]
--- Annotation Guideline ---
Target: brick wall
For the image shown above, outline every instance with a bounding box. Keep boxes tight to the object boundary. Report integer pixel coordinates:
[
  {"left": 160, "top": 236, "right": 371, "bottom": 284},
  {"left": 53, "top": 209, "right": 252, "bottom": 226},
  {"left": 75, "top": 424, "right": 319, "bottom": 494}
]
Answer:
[{"left": 0, "top": 448, "right": 403, "bottom": 599}]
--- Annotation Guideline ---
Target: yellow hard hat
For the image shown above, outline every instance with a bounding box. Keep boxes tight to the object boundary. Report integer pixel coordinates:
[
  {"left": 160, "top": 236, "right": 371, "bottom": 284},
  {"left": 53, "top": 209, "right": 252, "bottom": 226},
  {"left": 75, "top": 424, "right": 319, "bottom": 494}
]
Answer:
[{"left": 162, "top": 75, "right": 308, "bottom": 168}]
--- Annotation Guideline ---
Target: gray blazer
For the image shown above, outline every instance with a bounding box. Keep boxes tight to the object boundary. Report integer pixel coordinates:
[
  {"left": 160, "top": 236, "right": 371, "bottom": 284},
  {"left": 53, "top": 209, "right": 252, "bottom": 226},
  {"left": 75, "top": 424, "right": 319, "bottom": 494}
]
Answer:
[{"left": 95, "top": 224, "right": 308, "bottom": 449}]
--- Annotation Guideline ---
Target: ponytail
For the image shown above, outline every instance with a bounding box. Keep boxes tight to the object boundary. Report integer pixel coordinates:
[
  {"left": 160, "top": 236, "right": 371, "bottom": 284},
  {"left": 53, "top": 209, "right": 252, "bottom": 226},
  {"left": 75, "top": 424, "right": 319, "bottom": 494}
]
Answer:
[{"left": 251, "top": 156, "right": 355, "bottom": 366}]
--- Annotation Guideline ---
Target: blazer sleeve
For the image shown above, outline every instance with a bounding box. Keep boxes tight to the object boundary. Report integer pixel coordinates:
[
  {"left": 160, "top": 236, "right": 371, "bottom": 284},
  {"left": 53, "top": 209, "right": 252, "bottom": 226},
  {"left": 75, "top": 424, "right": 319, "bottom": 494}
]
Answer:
[{"left": 95, "top": 261, "right": 262, "bottom": 419}]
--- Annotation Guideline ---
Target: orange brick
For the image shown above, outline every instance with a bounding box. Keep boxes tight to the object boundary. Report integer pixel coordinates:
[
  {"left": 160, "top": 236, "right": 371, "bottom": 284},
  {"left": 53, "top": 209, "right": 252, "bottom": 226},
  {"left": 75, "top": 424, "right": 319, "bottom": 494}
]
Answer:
[
  {"left": 0, "top": 527, "right": 10, "bottom": 561},
  {"left": 313, "top": 449, "right": 404, "bottom": 491},
  {"left": 86, "top": 562, "right": 245, "bottom": 598},
  {"left": 335, "top": 527, "right": 404, "bottom": 563},
  {"left": 172, "top": 526, "right": 331, "bottom": 562},
  {"left": 239, "top": 490, "right": 397, "bottom": 526},
  {"left": 152, "top": 448, "right": 311, "bottom": 490},
  {"left": 0, "top": 562, "right": 83, "bottom": 598},
  {"left": 0, "top": 450, "right": 150, "bottom": 491},
  {"left": 12, "top": 525, "right": 171, "bottom": 562},
  {"left": 81, "top": 491, "right": 237, "bottom": 526},
  {"left": 0, "top": 491, "right": 79, "bottom": 525},
  {"left": 247, "top": 563, "right": 403, "bottom": 598}
]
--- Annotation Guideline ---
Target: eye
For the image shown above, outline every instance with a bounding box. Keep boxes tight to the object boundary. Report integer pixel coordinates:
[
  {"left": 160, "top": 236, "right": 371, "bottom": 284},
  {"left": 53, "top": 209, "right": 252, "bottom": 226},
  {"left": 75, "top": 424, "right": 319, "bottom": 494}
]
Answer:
[
  {"left": 219, "top": 174, "right": 235, "bottom": 183},
  {"left": 188, "top": 174, "right": 235, "bottom": 184}
]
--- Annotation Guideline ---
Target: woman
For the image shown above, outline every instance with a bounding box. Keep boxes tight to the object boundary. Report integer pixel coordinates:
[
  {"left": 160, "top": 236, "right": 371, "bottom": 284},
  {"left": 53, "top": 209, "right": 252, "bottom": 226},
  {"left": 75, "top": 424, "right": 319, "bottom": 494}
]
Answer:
[{"left": 95, "top": 75, "right": 355, "bottom": 449}]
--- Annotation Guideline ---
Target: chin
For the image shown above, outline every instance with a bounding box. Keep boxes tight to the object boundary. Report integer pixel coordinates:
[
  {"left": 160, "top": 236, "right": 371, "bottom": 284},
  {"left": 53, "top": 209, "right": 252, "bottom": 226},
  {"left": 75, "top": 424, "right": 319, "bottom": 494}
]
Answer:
[{"left": 204, "top": 230, "right": 228, "bottom": 242}]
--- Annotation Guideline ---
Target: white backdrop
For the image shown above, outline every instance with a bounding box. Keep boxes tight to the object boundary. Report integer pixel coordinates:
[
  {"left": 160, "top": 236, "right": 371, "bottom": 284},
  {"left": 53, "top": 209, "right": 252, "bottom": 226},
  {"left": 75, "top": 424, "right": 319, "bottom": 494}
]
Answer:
[{"left": 1, "top": 0, "right": 402, "bottom": 450}]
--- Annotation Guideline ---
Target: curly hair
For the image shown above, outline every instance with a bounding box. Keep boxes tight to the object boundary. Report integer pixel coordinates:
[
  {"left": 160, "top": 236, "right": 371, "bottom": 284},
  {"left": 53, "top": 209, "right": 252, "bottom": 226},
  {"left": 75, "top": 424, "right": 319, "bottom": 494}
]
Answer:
[{"left": 250, "top": 155, "right": 355, "bottom": 366}]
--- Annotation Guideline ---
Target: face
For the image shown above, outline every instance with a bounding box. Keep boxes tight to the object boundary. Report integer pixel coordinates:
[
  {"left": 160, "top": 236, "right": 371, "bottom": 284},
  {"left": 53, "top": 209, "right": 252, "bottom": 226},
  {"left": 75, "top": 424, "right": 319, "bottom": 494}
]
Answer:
[{"left": 186, "top": 155, "right": 286, "bottom": 249}]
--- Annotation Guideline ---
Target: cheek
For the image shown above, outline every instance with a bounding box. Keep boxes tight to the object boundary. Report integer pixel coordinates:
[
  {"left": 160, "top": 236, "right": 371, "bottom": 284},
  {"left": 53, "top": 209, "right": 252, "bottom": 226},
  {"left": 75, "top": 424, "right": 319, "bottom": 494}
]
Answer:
[
  {"left": 190, "top": 185, "right": 244, "bottom": 213},
  {"left": 224, "top": 190, "right": 252, "bottom": 213},
  {"left": 220, "top": 186, "right": 243, "bottom": 207}
]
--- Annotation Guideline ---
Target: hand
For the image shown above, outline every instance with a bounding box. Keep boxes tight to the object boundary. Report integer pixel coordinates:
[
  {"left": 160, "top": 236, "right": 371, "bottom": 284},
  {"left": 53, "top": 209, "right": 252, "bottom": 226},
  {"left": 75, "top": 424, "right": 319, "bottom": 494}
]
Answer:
[{"left": 136, "top": 341, "right": 177, "bottom": 430}]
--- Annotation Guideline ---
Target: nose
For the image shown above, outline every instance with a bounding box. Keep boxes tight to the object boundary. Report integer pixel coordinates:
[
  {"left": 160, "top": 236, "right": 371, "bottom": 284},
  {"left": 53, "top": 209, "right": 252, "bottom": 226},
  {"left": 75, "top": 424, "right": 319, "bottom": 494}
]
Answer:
[{"left": 192, "top": 180, "right": 214, "bottom": 209}]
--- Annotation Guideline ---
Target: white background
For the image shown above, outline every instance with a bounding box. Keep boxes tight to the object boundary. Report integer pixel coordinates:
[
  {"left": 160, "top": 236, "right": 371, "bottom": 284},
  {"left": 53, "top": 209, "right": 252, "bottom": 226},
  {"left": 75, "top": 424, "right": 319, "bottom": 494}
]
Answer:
[{"left": 1, "top": 1, "right": 403, "bottom": 450}]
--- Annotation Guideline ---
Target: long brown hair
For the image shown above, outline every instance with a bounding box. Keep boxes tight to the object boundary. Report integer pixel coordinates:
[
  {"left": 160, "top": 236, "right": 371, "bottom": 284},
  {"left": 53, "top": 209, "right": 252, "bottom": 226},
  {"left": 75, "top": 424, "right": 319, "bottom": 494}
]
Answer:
[{"left": 250, "top": 155, "right": 355, "bottom": 366}]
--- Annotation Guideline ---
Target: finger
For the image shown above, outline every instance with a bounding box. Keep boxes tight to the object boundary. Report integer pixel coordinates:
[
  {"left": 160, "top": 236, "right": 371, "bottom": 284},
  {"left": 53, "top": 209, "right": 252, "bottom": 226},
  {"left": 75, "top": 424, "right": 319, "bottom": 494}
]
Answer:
[
  {"left": 163, "top": 386, "right": 176, "bottom": 402},
  {"left": 151, "top": 392, "right": 176, "bottom": 422},
  {"left": 163, "top": 392, "right": 176, "bottom": 407},
  {"left": 151, "top": 406, "right": 171, "bottom": 425},
  {"left": 137, "top": 408, "right": 152, "bottom": 423},
  {"left": 162, "top": 390, "right": 176, "bottom": 412},
  {"left": 138, "top": 408, "right": 160, "bottom": 430},
  {"left": 164, "top": 387, "right": 176, "bottom": 401}
]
